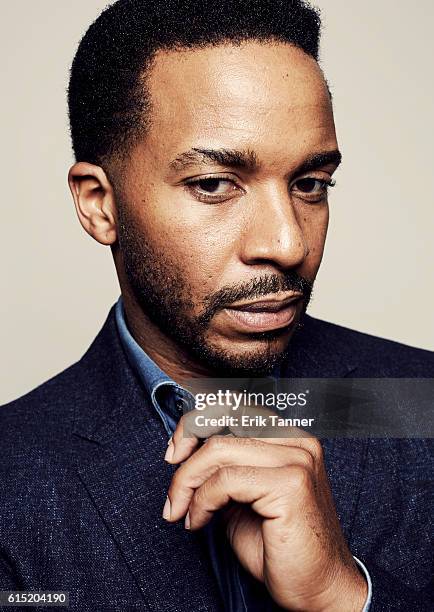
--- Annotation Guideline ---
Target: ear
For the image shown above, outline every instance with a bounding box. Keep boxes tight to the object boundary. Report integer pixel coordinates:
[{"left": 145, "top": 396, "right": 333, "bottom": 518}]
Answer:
[{"left": 68, "top": 162, "right": 118, "bottom": 245}]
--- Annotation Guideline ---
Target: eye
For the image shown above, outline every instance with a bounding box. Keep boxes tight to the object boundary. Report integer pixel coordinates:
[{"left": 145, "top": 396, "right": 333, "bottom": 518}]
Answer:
[
  {"left": 193, "top": 178, "right": 234, "bottom": 194},
  {"left": 184, "top": 176, "right": 241, "bottom": 203},
  {"left": 292, "top": 177, "right": 336, "bottom": 202}
]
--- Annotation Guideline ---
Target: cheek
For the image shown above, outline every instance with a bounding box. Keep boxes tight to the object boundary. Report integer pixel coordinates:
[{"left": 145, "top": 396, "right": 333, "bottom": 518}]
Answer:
[
  {"left": 131, "top": 188, "right": 240, "bottom": 295},
  {"left": 180, "top": 222, "right": 241, "bottom": 298},
  {"left": 298, "top": 205, "right": 329, "bottom": 269}
]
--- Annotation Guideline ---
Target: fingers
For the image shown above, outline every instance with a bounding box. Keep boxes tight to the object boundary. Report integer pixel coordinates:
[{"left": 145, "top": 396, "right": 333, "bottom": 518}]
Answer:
[
  {"left": 163, "top": 401, "right": 324, "bottom": 528},
  {"left": 165, "top": 436, "right": 316, "bottom": 522},
  {"left": 187, "top": 464, "right": 313, "bottom": 530}
]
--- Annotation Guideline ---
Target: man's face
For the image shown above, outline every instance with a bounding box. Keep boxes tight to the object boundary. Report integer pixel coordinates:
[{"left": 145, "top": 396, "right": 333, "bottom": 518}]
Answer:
[{"left": 116, "top": 41, "right": 340, "bottom": 375}]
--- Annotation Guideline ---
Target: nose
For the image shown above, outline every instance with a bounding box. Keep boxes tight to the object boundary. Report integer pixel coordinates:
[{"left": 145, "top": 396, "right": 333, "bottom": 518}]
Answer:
[{"left": 239, "top": 183, "right": 309, "bottom": 270}]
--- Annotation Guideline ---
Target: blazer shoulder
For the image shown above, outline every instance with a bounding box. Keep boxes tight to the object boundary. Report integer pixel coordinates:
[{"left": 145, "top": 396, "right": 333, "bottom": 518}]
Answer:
[
  {"left": 0, "top": 306, "right": 121, "bottom": 446},
  {"left": 303, "top": 315, "right": 434, "bottom": 376},
  {"left": 0, "top": 360, "right": 84, "bottom": 454},
  {"left": 0, "top": 306, "right": 129, "bottom": 472}
]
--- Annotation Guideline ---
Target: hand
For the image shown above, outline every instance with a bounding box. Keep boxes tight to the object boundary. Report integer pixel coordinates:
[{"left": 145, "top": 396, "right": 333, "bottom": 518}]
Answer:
[{"left": 163, "top": 410, "right": 368, "bottom": 611}]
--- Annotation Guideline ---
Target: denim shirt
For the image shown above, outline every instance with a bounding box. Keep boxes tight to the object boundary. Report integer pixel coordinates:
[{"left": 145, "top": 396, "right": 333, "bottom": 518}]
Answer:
[{"left": 114, "top": 297, "right": 371, "bottom": 611}]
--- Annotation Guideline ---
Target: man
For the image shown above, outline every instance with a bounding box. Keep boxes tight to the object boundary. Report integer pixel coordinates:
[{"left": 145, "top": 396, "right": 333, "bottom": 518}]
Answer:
[{"left": 0, "top": 1, "right": 432, "bottom": 610}]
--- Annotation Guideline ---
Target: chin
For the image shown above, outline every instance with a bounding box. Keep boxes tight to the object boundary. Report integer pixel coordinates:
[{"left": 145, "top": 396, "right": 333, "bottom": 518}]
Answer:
[{"left": 197, "top": 333, "right": 291, "bottom": 377}]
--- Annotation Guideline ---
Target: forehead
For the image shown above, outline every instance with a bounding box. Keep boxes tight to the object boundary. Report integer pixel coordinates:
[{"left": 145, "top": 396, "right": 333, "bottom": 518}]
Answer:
[{"left": 142, "top": 41, "right": 336, "bottom": 164}]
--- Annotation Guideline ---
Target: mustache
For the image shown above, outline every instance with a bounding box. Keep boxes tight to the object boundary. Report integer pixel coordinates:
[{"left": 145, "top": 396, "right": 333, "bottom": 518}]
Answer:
[{"left": 198, "top": 272, "right": 314, "bottom": 324}]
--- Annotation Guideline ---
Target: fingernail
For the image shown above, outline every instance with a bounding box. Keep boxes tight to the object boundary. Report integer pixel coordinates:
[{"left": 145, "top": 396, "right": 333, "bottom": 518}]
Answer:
[
  {"left": 184, "top": 511, "right": 191, "bottom": 530},
  {"left": 162, "top": 496, "right": 171, "bottom": 520},
  {"left": 164, "top": 439, "right": 174, "bottom": 462},
  {"left": 167, "top": 436, "right": 173, "bottom": 446}
]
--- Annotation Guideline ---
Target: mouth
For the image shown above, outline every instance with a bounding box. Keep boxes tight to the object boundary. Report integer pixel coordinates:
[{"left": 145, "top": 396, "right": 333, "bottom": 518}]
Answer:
[{"left": 223, "top": 293, "right": 303, "bottom": 333}]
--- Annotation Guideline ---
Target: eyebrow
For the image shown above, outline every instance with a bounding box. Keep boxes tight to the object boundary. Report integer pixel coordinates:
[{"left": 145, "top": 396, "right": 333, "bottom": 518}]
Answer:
[
  {"left": 170, "top": 148, "right": 259, "bottom": 172},
  {"left": 294, "top": 150, "right": 342, "bottom": 175},
  {"left": 169, "top": 147, "right": 342, "bottom": 175}
]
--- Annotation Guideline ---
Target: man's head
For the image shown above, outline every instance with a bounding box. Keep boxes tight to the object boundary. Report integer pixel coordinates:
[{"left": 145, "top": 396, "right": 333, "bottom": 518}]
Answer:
[{"left": 68, "top": 0, "right": 340, "bottom": 377}]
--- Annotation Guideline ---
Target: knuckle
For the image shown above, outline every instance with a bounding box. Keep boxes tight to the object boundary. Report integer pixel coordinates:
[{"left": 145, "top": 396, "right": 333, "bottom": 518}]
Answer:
[
  {"left": 307, "top": 437, "right": 323, "bottom": 460},
  {"left": 217, "top": 465, "right": 236, "bottom": 484},
  {"left": 206, "top": 435, "right": 229, "bottom": 452},
  {"left": 284, "top": 464, "right": 312, "bottom": 491},
  {"left": 292, "top": 447, "right": 315, "bottom": 469}
]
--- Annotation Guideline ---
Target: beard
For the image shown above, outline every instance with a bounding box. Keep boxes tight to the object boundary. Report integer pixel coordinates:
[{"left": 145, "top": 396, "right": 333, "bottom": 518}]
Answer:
[{"left": 118, "top": 212, "right": 314, "bottom": 377}]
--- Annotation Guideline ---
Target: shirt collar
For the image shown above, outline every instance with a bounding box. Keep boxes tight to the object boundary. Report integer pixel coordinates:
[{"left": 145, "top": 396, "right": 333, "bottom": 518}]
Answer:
[
  {"left": 115, "top": 296, "right": 192, "bottom": 436},
  {"left": 115, "top": 296, "right": 283, "bottom": 435}
]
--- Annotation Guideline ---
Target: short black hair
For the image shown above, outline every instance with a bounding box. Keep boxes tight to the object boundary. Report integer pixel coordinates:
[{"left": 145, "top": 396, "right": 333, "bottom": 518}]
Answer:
[{"left": 68, "top": 0, "right": 321, "bottom": 168}]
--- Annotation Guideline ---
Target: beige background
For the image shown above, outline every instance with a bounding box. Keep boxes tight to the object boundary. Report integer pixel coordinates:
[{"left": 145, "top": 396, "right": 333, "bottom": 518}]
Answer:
[{"left": 1, "top": 1, "right": 433, "bottom": 404}]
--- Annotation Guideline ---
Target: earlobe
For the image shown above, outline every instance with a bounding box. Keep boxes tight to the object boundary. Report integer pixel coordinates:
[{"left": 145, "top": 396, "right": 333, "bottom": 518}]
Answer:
[{"left": 68, "top": 162, "right": 118, "bottom": 246}]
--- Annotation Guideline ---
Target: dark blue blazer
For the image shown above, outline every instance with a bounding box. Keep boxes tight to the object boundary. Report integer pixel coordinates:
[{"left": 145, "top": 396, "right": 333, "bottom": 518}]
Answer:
[{"left": 0, "top": 308, "right": 433, "bottom": 611}]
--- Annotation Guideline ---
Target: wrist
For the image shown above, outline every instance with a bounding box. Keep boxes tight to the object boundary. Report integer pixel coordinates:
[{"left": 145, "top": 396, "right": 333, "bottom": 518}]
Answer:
[
  {"left": 318, "top": 563, "right": 368, "bottom": 612},
  {"left": 278, "top": 562, "right": 368, "bottom": 612}
]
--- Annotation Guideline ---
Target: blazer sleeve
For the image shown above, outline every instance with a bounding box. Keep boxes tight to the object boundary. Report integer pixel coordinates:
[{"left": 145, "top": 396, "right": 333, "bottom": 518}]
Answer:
[{"left": 364, "top": 560, "right": 433, "bottom": 611}]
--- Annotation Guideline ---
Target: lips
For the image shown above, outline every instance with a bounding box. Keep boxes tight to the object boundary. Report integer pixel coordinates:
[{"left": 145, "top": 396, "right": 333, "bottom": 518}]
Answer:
[{"left": 224, "top": 295, "right": 302, "bottom": 333}]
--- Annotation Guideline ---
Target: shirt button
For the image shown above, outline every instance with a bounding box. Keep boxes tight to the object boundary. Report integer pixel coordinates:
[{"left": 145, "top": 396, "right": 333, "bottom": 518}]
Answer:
[{"left": 175, "top": 399, "right": 185, "bottom": 414}]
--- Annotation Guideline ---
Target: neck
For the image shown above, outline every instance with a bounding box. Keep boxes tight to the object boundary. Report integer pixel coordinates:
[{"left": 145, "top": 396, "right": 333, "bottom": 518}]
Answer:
[{"left": 121, "top": 289, "right": 215, "bottom": 385}]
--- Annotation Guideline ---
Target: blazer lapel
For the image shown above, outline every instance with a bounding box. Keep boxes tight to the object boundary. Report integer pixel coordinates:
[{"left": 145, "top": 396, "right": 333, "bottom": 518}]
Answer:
[{"left": 72, "top": 309, "right": 222, "bottom": 611}]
